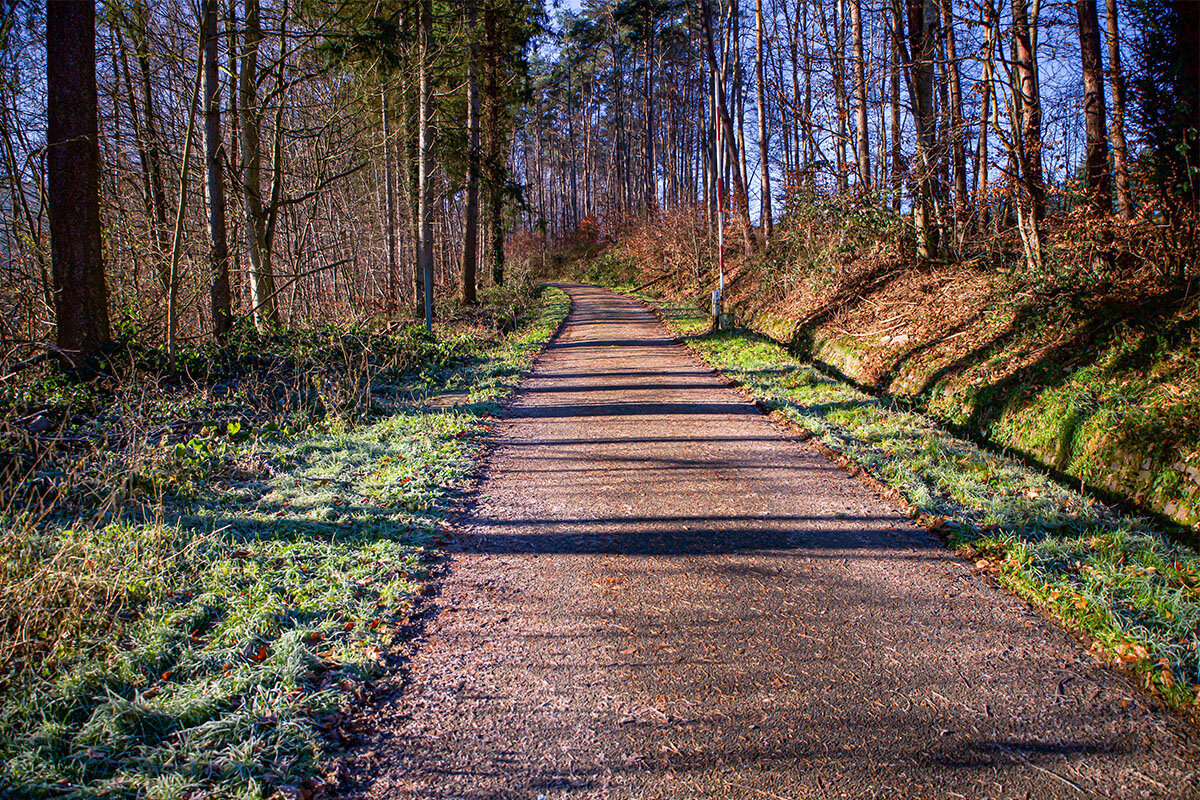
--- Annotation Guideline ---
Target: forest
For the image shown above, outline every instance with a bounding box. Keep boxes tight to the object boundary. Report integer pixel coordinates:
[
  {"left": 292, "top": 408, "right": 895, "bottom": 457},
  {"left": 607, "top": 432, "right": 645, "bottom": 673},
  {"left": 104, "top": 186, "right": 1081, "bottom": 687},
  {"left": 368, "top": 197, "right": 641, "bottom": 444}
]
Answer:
[
  {"left": 1, "top": 0, "right": 1199, "bottom": 797},
  {"left": 1, "top": 0, "right": 1197, "bottom": 348}
]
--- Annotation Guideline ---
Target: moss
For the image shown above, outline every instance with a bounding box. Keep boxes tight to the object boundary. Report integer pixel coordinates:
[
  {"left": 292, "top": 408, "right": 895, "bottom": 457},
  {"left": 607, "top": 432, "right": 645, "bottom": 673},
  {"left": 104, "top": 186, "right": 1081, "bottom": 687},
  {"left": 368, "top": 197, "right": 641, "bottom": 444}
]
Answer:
[{"left": 641, "top": 290, "right": 1200, "bottom": 719}]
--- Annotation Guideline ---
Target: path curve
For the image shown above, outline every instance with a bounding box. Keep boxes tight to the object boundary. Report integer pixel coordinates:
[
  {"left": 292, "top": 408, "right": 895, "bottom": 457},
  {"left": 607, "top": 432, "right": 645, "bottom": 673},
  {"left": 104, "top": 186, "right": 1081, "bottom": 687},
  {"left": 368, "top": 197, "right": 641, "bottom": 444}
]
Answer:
[{"left": 338, "top": 283, "right": 1198, "bottom": 799}]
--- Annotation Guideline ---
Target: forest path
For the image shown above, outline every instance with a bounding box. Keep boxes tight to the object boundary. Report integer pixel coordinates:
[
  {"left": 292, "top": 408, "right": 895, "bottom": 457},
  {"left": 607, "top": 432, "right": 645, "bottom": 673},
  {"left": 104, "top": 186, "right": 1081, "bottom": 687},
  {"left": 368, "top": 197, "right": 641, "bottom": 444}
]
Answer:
[{"left": 336, "top": 283, "right": 1197, "bottom": 799}]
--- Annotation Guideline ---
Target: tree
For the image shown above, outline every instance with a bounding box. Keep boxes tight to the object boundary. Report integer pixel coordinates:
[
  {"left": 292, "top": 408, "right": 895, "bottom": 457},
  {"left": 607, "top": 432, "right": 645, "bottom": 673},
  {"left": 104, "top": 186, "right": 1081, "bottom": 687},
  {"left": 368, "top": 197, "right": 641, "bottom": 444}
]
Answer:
[
  {"left": 849, "top": 0, "right": 870, "bottom": 192},
  {"left": 204, "top": 0, "right": 232, "bottom": 340},
  {"left": 239, "top": 0, "right": 281, "bottom": 330},
  {"left": 47, "top": 0, "right": 110, "bottom": 355},
  {"left": 382, "top": 82, "right": 399, "bottom": 309},
  {"left": 903, "top": 0, "right": 940, "bottom": 259},
  {"left": 1076, "top": 0, "right": 1110, "bottom": 211},
  {"left": 942, "top": 0, "right": 968, "bottom": 238},
  {"left": 462, "top": 0, "right": 481, "bottom": 305},
  {"left": 417, "top": 0, "right": 434, "bottom": 329},
  {"left": 754, "top": 0, "right": 772, "bottom": 242},
  {"left": 700, "top": 0, "right": 755, "bottom": 255},
  {"left": 128, "top": 0, "right": 171, "bottom": 290},
  {"left": 1131, "top": 0, "right": 1200, "bottom": 207},
  {"left": 1011, "top": 0, "right": 1044, "bottom": 223},
  {"left": 1105, "top": 0, "right": 1133, "bottom": 218}
]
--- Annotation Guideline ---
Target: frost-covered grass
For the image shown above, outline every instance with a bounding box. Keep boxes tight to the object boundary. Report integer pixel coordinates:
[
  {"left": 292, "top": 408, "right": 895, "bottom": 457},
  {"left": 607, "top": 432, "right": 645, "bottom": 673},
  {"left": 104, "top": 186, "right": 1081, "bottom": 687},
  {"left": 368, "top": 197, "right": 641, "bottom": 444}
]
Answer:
[
  {"left": 644, "top": 295, "right": 1200, "bottom": 718},
  {"left": 0, "top": 288, "right": 570, "bottom": 799}
]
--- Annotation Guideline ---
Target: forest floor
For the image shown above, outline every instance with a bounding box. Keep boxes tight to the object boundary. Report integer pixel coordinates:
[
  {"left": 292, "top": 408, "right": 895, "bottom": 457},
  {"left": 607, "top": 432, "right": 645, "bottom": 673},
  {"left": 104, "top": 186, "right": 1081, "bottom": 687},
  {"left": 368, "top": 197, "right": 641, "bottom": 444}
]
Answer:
[
  {"left": 332, "top": 283, "right": 1198, "bottom": 799},
  {"left": 0, "top": 285, "right": 570, "bottom": 798}
]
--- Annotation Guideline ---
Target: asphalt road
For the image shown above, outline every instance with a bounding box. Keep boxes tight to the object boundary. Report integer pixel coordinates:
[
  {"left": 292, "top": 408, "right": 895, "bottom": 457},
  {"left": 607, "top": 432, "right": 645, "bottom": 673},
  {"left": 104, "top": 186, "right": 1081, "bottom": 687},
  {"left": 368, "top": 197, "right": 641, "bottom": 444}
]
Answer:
[{"left": 336, "top": 283, "right": 1198, "bottom": 799}]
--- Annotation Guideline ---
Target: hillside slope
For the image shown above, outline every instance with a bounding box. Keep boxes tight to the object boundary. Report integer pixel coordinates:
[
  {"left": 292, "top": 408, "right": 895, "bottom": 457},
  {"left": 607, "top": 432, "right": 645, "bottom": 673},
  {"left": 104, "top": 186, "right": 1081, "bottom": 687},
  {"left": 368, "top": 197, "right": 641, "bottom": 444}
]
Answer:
[{"left": 562, "top": 215, "right": 1200, "bottom": 537}]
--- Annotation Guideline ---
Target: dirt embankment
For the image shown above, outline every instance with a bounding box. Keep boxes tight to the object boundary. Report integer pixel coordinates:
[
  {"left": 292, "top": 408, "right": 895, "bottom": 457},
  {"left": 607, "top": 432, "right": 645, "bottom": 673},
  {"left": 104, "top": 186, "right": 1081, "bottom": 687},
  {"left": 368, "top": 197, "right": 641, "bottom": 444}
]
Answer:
[{"left": 565, "top": 221, "right": 1200, "bottom": 537}]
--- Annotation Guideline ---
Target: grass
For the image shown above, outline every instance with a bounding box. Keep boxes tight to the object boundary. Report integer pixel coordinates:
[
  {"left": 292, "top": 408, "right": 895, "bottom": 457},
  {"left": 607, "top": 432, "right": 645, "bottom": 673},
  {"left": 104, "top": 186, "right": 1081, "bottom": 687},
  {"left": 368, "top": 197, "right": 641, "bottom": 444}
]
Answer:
[
  {"left": 0, "top": 286, "right": 570, "bottom": 799},
  {"left": 638, "top": 293, "right": 1200, "bottom": 719}
]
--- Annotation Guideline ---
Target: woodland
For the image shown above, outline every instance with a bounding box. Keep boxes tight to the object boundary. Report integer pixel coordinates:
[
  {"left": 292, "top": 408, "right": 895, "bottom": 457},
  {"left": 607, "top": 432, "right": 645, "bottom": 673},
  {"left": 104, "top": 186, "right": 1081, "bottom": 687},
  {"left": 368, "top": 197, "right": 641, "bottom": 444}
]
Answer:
[{"left": 0, "top": 0, "right": 1199, "bottom": 796}]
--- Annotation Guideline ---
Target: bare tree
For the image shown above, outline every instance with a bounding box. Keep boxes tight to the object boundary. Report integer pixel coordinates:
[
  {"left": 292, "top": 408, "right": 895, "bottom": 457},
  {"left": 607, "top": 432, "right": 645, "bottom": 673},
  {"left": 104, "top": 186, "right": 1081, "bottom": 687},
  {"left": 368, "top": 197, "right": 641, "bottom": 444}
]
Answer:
[
  {"left": 462, "top": 0, "right": 481, "bottom": 305},
  {"left": 942, "top": 0, "right": 967, "bottom": 238},
  {"left": 1104, "top": 0, "right": 1132, "bottom": 218},
  {"left": 904, "top": 0, "right": 940, "bottom": 259},
  {"left": 130, "top": 0, "right": 171, "bottom": 290},
  {"left": 47, "top": 0, "right": 110, "bottom": 355},
  {"left": 850, "top": 0, "right": 870, "bottom": 192},
  {"left": 754, "top": 0, "right": 772, "bottom": 242},
  {"left": 204, "top": 0, "right": 232, "bottom": 340},
  {"left": 1011, "top": 0, "right": 1044, "bottom": 223},
  {"left": 1076, "top": 0, "right": 1110, "bottom": 211},
  {"left": 417, "top": 0, "right": 435, "bottom": 329},
  {"left": 239, "top": 0, "right": 280, "bottom": 329}
]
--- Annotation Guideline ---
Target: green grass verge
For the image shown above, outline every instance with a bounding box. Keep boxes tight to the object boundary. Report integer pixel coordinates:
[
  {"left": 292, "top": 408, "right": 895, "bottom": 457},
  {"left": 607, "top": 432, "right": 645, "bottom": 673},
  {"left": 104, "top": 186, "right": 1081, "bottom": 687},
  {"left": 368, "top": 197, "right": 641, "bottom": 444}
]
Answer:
[
  {"left": 0, "top": 288, "right": 570, "bottom": 799},
  {"left": 640, "top": 294, "right": 1200, "bottom": 719}
]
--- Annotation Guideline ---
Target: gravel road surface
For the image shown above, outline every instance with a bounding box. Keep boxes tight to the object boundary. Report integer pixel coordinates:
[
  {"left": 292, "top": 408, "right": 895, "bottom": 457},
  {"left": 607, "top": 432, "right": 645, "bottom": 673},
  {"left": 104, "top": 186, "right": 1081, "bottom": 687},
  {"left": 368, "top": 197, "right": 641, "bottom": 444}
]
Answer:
[{"left": 335, "top": 283, "right": 1198, "bottom": 799}]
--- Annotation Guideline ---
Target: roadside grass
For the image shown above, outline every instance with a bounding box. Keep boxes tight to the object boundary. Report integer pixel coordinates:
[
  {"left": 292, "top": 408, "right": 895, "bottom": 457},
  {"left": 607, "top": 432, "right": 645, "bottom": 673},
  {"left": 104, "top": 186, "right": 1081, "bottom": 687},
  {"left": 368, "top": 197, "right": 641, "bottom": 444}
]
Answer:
[
  {"left": 641, "top": 295, "right": 1200, "bottom": 718},
  {"left": 0, "top": 287, "right": 570, "bottom": 799}
]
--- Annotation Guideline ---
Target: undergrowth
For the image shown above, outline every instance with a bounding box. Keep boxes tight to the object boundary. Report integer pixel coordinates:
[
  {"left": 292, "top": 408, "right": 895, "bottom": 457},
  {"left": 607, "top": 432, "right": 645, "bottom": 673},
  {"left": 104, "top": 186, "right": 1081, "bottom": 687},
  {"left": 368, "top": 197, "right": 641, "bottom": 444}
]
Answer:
[
  {"left": 642, "top": 294, "right": 1200, "bottom": 719},
  {"left": 0, "top": 286, "right": 570, "bottom": 799}
]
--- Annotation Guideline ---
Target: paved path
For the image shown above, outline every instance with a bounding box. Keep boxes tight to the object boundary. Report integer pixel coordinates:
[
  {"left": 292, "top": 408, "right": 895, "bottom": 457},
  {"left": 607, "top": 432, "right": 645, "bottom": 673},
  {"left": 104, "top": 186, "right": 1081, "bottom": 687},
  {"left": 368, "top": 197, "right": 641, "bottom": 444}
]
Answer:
[{"left": 338, "top": 284, "right": 1198, "bottom": 799}]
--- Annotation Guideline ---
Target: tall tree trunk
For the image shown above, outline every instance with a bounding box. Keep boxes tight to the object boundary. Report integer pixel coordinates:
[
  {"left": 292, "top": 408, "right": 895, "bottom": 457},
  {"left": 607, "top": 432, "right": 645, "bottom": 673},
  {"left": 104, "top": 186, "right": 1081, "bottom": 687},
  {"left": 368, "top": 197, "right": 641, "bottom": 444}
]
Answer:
[
  {"left": 831, "top": 0, "right": 849, "bottom": 193},
  {"left": 204, "top": 0, "right": 231, "bottom": 341},
  {"left": 943, "top": 0, "right": 968, "bottom": 233},
  {"left": 382, "top": 83, "right": 399, "bottom": 309},
  {"left": 644, "top": 17, "right": 656, "bottom": 209},
  {"left": 226, "top": 0, "right": 241, "bottom": 311},
  {"left": 131, "top": 0, "right": 171, "bottom": 290},
  {"left": 755, "top": 0, "right": 772, "bottom": 243},
  {"left": 1076, "top": 0, "right": 1110, "bottom": 212},
  {"left": 239, "top": 0, "right": 280, "bottom": 329},
  {"left": 734, "top": 3, "right": 750, "bottom": 200},
  {"left": 484, "top": 7, "right": 505, "bottom": 287},
  {"left": 1011, "top": 0, "right": 1044, "bottom": 223},
  {"left": 976, "top": 0, "right": 997, "bottom": 231},
  {"left": 700, "top": 0, "right": 755, "bottom": 254},
  {"left": 417, "top": 0, "right": 435, "bottom": 329},
  {"left": 166, "top": 35, "right": 205, "bottom": 368},
  {"left": 47, "top": 0, "right": 110, "bottom": 354},
  {"left": 115, "top": 27, "right": 155, "bottom": 248},
  {"left": 890, "top": 0, "right": 903, "bottom": 212},
  {"left": 904, "top": 0, "right": 940, "bottom": 259},
  {"left": 1104, "top": 0, "right": 1131, "bottom": 218},
  {"left": 462, "top": 0, "right": 480, "bottom": 305},
  {"left": 850, "top": 0, "right": 871, "bottom": 192}
]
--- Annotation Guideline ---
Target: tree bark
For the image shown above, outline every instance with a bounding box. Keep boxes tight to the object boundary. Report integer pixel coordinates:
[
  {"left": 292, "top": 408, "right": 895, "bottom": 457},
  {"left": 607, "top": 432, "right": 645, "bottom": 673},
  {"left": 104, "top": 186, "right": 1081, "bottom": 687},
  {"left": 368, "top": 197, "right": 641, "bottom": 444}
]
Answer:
[
  {"left": 831, "top": 0, "right": 850, "bottom": 193},
  {"left": 204, "top": 0, "right": 232, "bottom": 341},
  {"left": 1104, "top": 0, "right": 1131, "bottom": 218},
  {"left": 754, "top": 0, "right": 772, "bottom": 243},
  {"left": 904, "top": 0, "right": 940, "bottom": 259},
  {"left": 850, "top": 0, "right": 871, "bottom": 192},
  {"left": 700, "top": 0, "right": 755, "bottom": 255},
  {"left": 889, "top": 0, "right": 903, "bottom": 212},
  {"left": 47, "top": 0, "right": 110, "bottom": 354},
  {"left": 462, "top": 0, "right": 480, "bottom": 305},
  {"left": 1011, "top": 0, "right": 1045, "bottom": 223},
  {"left": 1076, "top": 0, "right": 1110, "bottom": 212},
  {"left": 976, "top": 0, "right": 997, "bottom": 231},
  {"left": 417, "top": 0, "right": 435, "bottom": 329},
  {"left": 382, "top": 83, "right": 399, "bottom": 309},
  {"left": 943, "top": 0, "right": 968, "bottom": 232},
  {"left": 239, "top": 0, "right": 280, "bottom": 329},
  {"left": 131, "top": 0, "right": 171, "bottom": 290}
]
